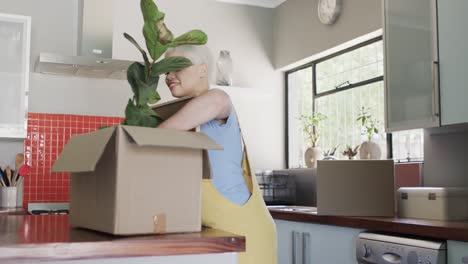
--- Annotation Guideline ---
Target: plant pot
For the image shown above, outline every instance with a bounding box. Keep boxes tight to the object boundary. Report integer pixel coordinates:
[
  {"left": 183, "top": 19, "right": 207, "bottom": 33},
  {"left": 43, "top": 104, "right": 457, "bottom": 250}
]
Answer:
[
  {"left": 359, "top": 140, "right": 382, "bottom": 160},
  {"left": 304, "top": 147, "right": 323, "bottom": 168}
]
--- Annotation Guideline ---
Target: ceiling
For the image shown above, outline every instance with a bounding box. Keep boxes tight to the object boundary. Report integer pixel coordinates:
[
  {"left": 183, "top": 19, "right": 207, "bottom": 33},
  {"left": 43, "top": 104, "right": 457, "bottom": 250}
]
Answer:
[{"left": 215, "top": 0, "right": 288, "bottom": 8}]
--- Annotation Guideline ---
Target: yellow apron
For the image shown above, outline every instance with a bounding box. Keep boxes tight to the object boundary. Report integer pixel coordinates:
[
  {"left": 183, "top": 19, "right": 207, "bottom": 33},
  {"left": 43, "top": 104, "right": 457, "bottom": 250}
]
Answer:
[{"left": 201, "top": 131, "right": 277, "bottom": 264}]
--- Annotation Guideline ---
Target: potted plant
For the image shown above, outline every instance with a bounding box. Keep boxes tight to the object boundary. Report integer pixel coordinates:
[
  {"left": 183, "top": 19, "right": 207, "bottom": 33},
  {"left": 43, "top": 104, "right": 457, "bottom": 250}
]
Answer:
[
  {"left": 121, "top": 0, "right": 208, "bottom": 127},
  {"left": 300, "top": 112, "right": 327, "bottom": 168},
  {"left": 323, "top": 145, "right": 339, "bottom": 160},
  {"left": 356, "top": 107, "right": 382, "bottom": 159},
  {"left": 342, "top": 145, "right": 360, "bottom": 160}
]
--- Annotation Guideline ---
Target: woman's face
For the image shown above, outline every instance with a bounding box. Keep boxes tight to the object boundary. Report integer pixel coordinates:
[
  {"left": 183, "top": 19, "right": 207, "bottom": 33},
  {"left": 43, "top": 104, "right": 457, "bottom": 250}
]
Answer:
[{"left": 165, "top": 51, "right": 208, "bottom": 98}]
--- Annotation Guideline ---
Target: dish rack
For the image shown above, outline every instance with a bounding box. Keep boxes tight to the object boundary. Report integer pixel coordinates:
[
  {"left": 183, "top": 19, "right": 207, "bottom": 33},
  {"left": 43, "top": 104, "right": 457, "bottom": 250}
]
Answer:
[{"left": 256, "top": 170, "right": 296, "bottom": 205}]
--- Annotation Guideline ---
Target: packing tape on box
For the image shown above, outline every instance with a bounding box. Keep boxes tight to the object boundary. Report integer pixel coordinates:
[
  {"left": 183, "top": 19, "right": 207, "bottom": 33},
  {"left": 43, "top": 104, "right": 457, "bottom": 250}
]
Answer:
[{"left": 153, "top": 214, "right": 167, "bottom": 234}]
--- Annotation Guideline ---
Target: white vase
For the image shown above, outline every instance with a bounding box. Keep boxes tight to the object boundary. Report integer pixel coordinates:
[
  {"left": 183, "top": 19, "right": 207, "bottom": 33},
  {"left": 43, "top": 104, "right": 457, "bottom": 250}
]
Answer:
[
  {"left": 359, "top": 140, "right": 382, "bottom": 160},
  {"left": 304, "top": 147, "right": 323, "bottom": 168},
  {"left": 216, "top": 50, "right": 233, "bottom": 86}
]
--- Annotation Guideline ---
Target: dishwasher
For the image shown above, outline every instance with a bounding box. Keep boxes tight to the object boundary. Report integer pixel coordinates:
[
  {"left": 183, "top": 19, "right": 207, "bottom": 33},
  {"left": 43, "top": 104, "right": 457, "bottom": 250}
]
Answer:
[{"left": 356, "top": 232, "right": 446, "bottom": 264}]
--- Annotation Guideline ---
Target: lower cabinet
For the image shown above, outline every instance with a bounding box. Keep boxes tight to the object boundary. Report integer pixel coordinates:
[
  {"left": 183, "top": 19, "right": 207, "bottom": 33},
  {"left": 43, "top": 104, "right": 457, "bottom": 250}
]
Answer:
[
  {"left": 448, "top": 240, "right": 468, "bottom": 264},
  {"left": 275, "top": 220, "right": 364, "bottom": 264}
]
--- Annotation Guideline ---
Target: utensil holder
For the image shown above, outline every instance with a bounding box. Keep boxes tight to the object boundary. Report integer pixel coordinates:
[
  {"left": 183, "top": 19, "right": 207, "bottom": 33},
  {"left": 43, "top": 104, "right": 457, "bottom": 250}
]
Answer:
[
  {"left": 0, "top": 187, "right": 17, "bottom": 208},
  {"left": 16, "top": 179, "right": 23, "bottom": 208}
]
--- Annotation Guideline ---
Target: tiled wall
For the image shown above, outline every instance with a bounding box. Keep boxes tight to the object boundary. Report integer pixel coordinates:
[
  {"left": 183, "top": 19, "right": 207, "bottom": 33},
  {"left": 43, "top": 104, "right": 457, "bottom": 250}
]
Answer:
[{"left": 23, "top": 113, "right": 123, "bottom": 207}]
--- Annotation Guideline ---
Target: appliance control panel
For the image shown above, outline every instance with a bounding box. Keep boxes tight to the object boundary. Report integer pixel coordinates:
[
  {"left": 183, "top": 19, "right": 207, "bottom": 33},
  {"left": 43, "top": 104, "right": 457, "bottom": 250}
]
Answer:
[{"left": 356, "top": 232, "right": 446, "bottom": 264}]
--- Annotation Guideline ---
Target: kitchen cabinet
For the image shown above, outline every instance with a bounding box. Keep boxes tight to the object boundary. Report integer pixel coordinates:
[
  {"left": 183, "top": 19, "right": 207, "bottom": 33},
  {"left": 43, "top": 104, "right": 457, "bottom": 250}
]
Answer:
[
  {"left": 384, "top": 0, "right": 439, "bottom": 132},
  {"left": 448, "top": 240, "right": 468, "bottom": 264},
  {"left": 0, "top": 14, "right": 31, "bottom": 138},
  {"left": 276, "top": 220, "right": 304, "bottom": 264},
  {"left": 275, "top": 220, "right": 363, "bottom": 264},
  {"left": 384, "top": 0, "right": 468, "bottom": 131},
  {"left": 438, "top": 0, "right": 468, "bottom": 126}
]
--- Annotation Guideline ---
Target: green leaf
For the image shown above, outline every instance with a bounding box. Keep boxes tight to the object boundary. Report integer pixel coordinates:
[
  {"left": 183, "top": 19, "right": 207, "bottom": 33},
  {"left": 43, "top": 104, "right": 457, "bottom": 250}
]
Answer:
[
  {"left": 374, "top": 128, "right": 379, "bottom": 134},
  {"left": 127, "top": 62, "right": 161, "bottom": 106},
  {"left": 123, "top": 99, "right": 162, "bottom": 127},
  {"left": 140, "top": 0, "right": 168, "bottom": 61},
  {"left": 127, "top": 62, "right": 145, "bottom": 100},
  {"left": 168, "top": 30, "right": 208, "bottom": 47},
  {"left": 148, "top": 89, "right": 161, "bottom": 105},
  {"left": 143, "top": 23, "right": 160, "bottom": 61},
  {"left": 156, "top": 20, "right": 174, "bottom": 45},
  {"left": 141, "top": 0, "right": 164, "bottom": 22},
  {"left": 123, "top": 33, "right": 151, "bottom": 71},
  {"left": 151, "top": 56, "right": 193, "bottom": 76}
]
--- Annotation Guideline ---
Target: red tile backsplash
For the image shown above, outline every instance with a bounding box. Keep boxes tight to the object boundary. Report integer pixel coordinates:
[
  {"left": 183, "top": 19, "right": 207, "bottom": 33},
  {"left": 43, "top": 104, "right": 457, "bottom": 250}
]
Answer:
[{"left": 23, "top": 113, "right": 123, "bottom": 207}]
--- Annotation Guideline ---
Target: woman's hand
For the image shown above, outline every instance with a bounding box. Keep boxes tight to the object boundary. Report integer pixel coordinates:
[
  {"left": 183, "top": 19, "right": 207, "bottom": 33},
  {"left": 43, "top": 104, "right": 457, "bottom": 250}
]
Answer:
[{"left": 158, "top": 89, "right": 232, "bottom": 130}]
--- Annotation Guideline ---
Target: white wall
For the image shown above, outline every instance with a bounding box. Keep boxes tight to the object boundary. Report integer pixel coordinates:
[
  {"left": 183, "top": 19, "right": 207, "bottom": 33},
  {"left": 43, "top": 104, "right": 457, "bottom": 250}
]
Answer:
[
  {"left": 113, "top": 0, "right": 285, "bottom": 170},
  {"left": 273, "top": 0, "right": 382, "bottom": 69},
  {"left": 0, "top": 0, "right": 285, "bottom": 170},
  {"left": 424, "top": 125, "right": 468, "bottom": 187}
]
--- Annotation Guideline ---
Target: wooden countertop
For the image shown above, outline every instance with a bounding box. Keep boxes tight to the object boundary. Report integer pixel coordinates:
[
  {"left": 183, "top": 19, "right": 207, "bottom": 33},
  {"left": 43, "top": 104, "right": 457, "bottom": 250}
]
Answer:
[
  {"left": 0, "top": 208, "right": 26, "bottom": 216},
  {"left": 270, "top": 208, "right": 468, "bottom": 242},
  {"left": 0, "top": 215, "right": 245, "bottom": 262}
]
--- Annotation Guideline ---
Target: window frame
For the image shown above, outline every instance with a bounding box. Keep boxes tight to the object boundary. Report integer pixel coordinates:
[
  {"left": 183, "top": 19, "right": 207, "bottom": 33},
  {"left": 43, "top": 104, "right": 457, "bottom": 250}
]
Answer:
[{"left": 285, "top": 36, "right": 393, "bottom": 168}]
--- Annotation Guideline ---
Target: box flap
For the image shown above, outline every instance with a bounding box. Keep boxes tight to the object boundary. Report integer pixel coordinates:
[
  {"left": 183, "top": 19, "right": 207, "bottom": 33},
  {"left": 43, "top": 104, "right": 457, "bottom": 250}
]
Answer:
[
  {"left": 151, "top": 97, "right": 192, "bottom": 120},
  {"left": 121, "top": 125, "right": 222, "bottom": 150},
  {"left": 51, "top": 126, "right": 116, "bottom": 173}
]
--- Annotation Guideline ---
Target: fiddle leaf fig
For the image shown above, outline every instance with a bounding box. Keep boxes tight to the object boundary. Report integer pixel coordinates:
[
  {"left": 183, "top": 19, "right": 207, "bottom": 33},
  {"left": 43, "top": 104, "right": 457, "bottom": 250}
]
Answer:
[
  {"left": 168, "top": 30, "right": 208, "bottom": 47},
  {"left": 127, "top": 62, "right": 160, "bottom": 106},
  {"left": 151, "top": 56, "right": 193, "bottom": 76},
  {"left": 123, "top": 99, "right": 162, "bottom": 127},
  {"left": 122, "top": 0, "right": 208, "bottom": 127},
  {"left": 123, "top": 33, "right": 151, "bottom": 71}
]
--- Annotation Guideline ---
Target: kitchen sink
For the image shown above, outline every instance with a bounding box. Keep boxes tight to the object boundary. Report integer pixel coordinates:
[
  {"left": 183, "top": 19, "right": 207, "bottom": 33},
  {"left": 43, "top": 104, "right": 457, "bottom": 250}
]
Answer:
[{"left": 267, "top": 205, "right": 317, "bottom": 214}]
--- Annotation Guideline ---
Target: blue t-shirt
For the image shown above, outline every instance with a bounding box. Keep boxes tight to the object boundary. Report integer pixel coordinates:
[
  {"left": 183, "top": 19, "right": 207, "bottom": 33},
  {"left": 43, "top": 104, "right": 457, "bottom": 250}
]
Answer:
[{"left": 200, "top": 110, "right": 250, "bottom": 205}]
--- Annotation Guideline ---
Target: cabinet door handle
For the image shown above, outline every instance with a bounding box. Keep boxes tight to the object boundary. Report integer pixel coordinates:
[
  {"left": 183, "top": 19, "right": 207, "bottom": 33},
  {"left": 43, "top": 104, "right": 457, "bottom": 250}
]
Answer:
[
  {"left": 302, "top": 232, "right": 310, "bottom": 264},
  {"left": 432, "top": 60, "right": 440, "bottom": 118},
  {"left": 292, "top": 231, "right": 299, "bottom": 264},
  {"left": 292, "top": 231, "right": 304, "bottom": 264}
]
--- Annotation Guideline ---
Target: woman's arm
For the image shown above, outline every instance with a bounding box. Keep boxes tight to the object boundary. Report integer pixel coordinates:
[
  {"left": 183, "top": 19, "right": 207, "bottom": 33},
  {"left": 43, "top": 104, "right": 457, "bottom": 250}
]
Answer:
[{"left": 158, "top": 89, "right": 232, "bottom": 130}]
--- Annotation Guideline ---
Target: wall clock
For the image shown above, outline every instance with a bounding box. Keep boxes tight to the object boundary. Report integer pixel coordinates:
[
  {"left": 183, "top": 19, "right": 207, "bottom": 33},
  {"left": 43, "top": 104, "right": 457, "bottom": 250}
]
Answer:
[{"left": 318, "top": 0, "right": 343, "bottom": 25}]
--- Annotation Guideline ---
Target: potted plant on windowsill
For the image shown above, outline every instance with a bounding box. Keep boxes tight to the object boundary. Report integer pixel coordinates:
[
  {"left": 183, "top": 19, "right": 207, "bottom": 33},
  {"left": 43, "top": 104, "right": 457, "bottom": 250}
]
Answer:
[
  {"left": 356, "top": 107, "right": 382, "bottom": 159},
  {"left": 300, "top": 112, "right": 327, "bottom": 168}
]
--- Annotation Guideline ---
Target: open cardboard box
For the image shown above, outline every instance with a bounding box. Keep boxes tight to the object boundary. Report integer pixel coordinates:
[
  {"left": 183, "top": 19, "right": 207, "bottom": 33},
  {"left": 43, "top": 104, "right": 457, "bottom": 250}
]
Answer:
[{"left": 52, "top": 97, "right": 221, "bottom": 235}]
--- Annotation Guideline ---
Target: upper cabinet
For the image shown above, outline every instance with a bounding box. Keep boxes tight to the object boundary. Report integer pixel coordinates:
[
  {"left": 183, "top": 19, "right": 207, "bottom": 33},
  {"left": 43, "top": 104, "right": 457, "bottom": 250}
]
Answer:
[
  {"left": 438, "top": 0, "right": 468, "bottom": 126},
  {"left": 0, "top": 14, "right": 31, "bottom": 138},
  {"left": 384, "top": 0, "right": 439, "bottom": 132},
  {"left": 384, "top": 0, "right": 468, "bottom": 132}
]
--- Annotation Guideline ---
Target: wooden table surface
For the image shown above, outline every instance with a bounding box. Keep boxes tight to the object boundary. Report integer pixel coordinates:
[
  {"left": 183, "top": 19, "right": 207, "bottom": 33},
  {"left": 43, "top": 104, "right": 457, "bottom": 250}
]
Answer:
[
  {"left": 270, "top": 208, "right": 468, "bottom": 242},
  {"left": 0, "top": 208, "right": 26, "bottom": 216},
  {"left": 0, "top": 215, "right": 245, "bottom": 262}
]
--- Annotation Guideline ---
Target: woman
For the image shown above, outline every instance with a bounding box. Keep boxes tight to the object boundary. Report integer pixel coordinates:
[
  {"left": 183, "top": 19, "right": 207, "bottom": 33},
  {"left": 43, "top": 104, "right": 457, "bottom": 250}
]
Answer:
[{"left": 158, "top": 45, "right": 277, "bottom": 264}]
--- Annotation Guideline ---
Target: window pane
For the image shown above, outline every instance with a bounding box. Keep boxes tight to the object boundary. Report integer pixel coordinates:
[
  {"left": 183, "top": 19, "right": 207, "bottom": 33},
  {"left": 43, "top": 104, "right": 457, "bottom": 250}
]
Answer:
[
  {"left": 392, "top": 129, "right": 424, "bottom": 161},
  {"left": 287, "top": 67, "right": 313, "bottom": 168},
  {"left": 315, "top": 81, "right": 387, "bottom": 159},
  {"left": 316, "top": 40, "right": 384, "bottom": 94}
]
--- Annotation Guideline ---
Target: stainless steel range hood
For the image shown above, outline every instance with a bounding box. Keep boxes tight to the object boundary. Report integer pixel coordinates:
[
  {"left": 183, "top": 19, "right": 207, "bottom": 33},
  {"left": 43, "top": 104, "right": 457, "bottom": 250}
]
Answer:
[{"left": 34, "top": 0, "right": 132, "bottom": 80}]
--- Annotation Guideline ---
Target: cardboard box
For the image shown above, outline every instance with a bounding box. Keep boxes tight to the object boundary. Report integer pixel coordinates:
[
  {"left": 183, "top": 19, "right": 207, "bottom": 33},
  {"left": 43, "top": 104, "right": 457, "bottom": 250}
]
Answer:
[
  {"left": 52, "top": 98, "right": 221, "bottom": 235},
  {"left": 316, "top": 160, "right": 395, "bottom": 217}
]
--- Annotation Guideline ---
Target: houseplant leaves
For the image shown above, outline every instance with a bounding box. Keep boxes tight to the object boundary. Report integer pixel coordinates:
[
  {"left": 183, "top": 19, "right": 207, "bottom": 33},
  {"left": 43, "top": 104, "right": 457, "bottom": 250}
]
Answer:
[{"left": 122, "top": 0, "right": 209, "bottom": 128}]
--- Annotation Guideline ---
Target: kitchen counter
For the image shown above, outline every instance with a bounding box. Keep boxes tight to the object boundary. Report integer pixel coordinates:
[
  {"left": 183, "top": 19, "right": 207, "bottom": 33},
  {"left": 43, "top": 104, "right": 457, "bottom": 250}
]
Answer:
[
  {"left": 269, "top": 207, "right": 468, "bottom": 242},
  {"left": 0, "top": 207, "right": 26, "bottom": 216},
  {"left": 0, "top": 215, "right": 245, "bottom": 262}
]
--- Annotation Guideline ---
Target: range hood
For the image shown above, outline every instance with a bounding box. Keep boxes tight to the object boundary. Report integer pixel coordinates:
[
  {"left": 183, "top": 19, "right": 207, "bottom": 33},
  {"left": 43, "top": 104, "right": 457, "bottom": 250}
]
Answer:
[{"left": 34, "top": 0, "right": 132, "bottom": 80}]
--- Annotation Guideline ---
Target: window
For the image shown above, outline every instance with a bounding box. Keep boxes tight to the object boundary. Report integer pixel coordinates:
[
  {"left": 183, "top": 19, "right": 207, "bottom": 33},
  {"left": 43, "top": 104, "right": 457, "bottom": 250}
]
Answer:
[{"left": 287, "top": 36, "right": 423, "bottom": 168}]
